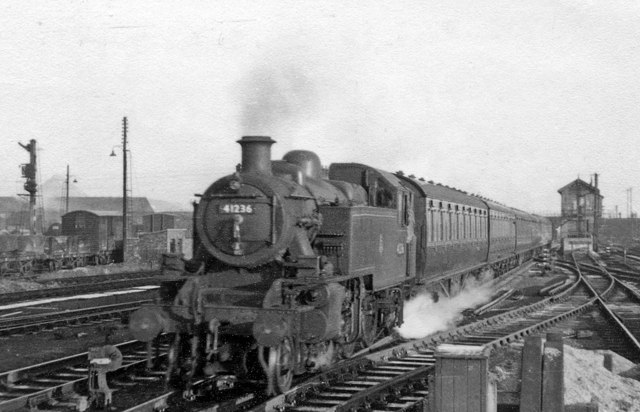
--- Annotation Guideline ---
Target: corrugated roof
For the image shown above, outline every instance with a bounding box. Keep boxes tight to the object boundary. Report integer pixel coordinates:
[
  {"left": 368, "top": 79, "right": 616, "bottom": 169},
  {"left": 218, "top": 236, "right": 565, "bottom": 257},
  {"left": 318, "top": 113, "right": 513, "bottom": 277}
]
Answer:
[
  {"left": 63, "top": 210, "right": 123, "bottom": 217},
  {"left": 0, "top": 197, "right": 29, "bottom": 212},
  {"left": 64, "top": 197, "right": 154, "bottom": 214}
]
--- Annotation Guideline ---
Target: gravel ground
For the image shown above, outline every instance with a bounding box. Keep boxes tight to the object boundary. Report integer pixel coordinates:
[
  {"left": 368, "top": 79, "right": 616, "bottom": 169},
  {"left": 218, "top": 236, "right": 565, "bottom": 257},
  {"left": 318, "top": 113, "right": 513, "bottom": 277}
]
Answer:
[
  {"left": 0, "top": 262, "right": 160, "bottom": 372},
  {"left": 0, "top": 262, "right": 159, "bottom": 293},
  {"left": 490, "top": 342, "right": 640, "bottom": 411},
  {"left": 0, "top": 322, "right": 132, "bottom": 372}
]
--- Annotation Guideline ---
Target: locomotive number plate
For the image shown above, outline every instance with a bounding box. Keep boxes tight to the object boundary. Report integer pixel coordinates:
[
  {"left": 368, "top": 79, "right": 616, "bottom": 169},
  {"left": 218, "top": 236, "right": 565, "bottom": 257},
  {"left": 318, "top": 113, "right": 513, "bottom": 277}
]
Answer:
[{"left": 219, "top": 204, "right": 254, "bottom": 214}]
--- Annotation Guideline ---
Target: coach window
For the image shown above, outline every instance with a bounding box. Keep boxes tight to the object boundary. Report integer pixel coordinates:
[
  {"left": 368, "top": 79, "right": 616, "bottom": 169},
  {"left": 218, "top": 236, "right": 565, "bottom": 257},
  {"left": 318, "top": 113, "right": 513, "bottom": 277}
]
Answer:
[
  {"left": 428, "top": 201, "right": 435, "bottom": 242},
  {"left": 430, "top": 212, "right": 434, "bottom": 242},
  {"left": 462, "top": 207, "right": 469, "bottom": 239},
  {"left": 504, "top": 217, "right": 508, "bottom": 239},
  {"left": 471, "top": 211, "right": 475, "bottom": 239},
  {"left": 447, "top": 205, "right": 452, "bottom": 241},
  {"left": 483, "top": 212, "right": 486, "bottom": 238},
  {"left": 433, "top": 209, "right": 438, "bottom": 242},
  {"left": 493, "top": 212, "right": 498, "bottom": 238},
  {"left": 440, "top": 207, "right": 444, "bottom": 242},
  {"left": 485, "top": 212, "right": 488, "bottom": 238},
  {"left": 443, "top": 207, "right": 448, "bottom": 242},
  {"left": 454, "top": 206, "right": 459, "bottom": 240},
  {"left": 427, "top": 200, "right": 436, "bottom": 242},
  {"left": 484, "top": 212, "right": 487, "bottom": 238},
  {"left": 474, "top": 212, "right": 478, "bottom": 239}
]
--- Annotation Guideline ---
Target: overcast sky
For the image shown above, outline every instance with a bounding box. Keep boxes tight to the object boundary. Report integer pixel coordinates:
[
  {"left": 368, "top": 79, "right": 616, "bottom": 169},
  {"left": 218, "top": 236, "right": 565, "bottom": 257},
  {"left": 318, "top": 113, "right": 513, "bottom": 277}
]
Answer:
[{"left": 1, "top": 1, "right": 639, "bottom": 215}]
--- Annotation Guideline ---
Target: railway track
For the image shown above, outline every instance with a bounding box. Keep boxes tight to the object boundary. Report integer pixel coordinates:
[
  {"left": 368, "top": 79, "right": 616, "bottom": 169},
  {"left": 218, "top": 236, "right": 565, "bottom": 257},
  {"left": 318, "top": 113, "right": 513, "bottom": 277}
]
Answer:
[
  {"left": 0, "top": 271, "right": 165, "bottom": 305},
  {"left": 575, "top": 257, "right": 640, "bottom": 362},
  {"left": 464, "top": 265, "right": 577, "bottom": 323},
  {"left": 0, "top": 340, "right": 169, "bottom": 412},
  {"left": 13, "top": 254, "right": 640, "bottom": 412},
  {"left": 0, "top": 299, "right": 150, "bottom": 337},
  {"left": 0, "top": 261, "right": 567, "bottom": 411},
  {"left": 258, "top": 255, "right": 640, "bottom": 412},
  {"left": 254, "top": 260, "right": 586, "bottom": 412}
]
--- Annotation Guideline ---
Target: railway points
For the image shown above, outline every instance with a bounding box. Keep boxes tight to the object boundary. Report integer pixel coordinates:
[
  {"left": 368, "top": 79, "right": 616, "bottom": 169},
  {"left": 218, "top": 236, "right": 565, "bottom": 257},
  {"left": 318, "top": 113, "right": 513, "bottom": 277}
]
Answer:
[
  {"left": 3, "top": 136, "right": 640, "bottom": 411},
  {"left": 0, "top": 256, "right": 637, "bottom": 410},
  {"left": 0, "top": 285, "right": 158, "bottom": 312},
  {"left": 1, "top": 249, "right": 630, "bottom": 412}
]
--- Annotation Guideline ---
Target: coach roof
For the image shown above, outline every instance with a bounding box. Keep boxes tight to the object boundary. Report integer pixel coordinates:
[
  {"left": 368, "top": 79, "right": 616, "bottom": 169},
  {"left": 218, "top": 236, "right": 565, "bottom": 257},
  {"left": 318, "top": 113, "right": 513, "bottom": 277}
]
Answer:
[{"left": 398, "top": 175, "right": 487, "bottom": 210}]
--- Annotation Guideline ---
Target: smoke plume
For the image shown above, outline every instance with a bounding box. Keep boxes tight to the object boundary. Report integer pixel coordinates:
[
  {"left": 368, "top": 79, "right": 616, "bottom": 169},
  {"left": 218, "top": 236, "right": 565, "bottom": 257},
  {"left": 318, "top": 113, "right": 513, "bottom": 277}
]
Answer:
[
  {"left": 396, "top": 281, "right": 494, "bottom": 339},
  {"left": 239, "top": 62, "right": 317, "bottom": 135}
]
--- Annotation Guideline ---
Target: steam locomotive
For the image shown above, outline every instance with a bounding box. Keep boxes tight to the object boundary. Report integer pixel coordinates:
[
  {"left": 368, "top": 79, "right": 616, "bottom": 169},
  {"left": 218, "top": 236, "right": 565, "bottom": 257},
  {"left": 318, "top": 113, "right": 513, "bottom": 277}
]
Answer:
[{"left": 129, "top": 136, "right": 551, "bottom": 396}]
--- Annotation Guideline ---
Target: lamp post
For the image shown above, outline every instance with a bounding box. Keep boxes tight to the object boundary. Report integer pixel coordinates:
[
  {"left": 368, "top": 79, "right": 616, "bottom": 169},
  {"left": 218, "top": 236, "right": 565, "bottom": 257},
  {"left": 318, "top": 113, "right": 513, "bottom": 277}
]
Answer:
[
  {"left": 110, "top": 117, "right": 129, "bottom": 260},
  {"left": 64, "top": 164, "right": 78, "bottom": 214}
]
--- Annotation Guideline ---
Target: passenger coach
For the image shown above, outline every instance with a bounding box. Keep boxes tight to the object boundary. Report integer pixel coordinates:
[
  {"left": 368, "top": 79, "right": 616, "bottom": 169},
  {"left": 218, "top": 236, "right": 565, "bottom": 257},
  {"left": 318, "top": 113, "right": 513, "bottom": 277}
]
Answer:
[{"left": 398, "top": 175, "right": 551, "bottom": 296}]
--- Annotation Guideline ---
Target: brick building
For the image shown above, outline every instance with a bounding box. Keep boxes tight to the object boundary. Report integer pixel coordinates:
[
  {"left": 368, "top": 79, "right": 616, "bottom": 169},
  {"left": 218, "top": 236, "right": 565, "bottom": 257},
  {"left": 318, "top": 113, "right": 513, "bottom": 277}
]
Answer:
[
  {"left": 135, "top": 229, "right": 191, "bottom": 263},
  {"left": 142, "top": 212, "right": 192, "bottom": 237},
  {"left": 557, "top": 178, "right": 603, "bottom": 253},
  {"left": 137, "top": 212, "right": 194, "bottom": 263}
]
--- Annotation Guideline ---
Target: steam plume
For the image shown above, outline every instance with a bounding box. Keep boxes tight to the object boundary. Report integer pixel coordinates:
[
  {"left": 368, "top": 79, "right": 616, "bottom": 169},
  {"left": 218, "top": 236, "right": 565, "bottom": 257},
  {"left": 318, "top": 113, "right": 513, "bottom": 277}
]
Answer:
[{"left": 396, "top": 281, "right": 493, "bottom": 339}]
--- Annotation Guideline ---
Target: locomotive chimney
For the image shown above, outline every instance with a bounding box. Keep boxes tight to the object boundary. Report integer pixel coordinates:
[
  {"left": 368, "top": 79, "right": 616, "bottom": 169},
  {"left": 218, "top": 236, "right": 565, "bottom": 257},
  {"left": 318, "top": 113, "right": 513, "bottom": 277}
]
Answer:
[{"left": 238, "top": 136, "right": 276, "bottom": 175}]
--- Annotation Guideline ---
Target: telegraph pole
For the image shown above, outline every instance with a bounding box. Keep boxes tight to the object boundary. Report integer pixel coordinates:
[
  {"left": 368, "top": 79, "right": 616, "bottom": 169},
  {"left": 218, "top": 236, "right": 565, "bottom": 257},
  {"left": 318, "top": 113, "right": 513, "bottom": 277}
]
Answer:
[
  {"left": 122, "top": 117, "right": 128, "bottom": 257},
  {"left": 18, "top": 139, "right": 38, "bottom": 234},
  {"left": 65, "top": 164, "right": 70, "bottom": 214},
  {"left": 592, "top": 173, "right": 596, "bottom": 250}
]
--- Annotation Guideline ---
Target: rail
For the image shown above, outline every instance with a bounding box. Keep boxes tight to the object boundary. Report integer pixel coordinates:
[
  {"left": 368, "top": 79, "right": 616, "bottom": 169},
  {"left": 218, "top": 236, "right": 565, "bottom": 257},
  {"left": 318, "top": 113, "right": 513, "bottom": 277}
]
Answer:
[{"left": 0, "top": 300, "right": 150, "bottom": 336}]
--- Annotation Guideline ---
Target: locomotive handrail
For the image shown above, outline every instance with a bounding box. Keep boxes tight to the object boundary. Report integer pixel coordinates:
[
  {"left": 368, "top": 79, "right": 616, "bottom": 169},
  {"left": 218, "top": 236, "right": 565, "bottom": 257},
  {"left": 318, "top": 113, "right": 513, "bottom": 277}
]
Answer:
[
  {"left": 206, "top": 194, "right": 260, "bottom": 199},
  {"left": 285, "top": 195, "right": 316, "bottom": 200}
]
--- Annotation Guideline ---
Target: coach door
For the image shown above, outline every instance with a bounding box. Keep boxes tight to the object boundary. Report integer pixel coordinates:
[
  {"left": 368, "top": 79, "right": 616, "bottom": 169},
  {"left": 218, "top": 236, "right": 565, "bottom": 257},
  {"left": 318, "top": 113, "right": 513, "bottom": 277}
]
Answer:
[{"left": 401, "top": 191, "right": 416, "bottom": 277}]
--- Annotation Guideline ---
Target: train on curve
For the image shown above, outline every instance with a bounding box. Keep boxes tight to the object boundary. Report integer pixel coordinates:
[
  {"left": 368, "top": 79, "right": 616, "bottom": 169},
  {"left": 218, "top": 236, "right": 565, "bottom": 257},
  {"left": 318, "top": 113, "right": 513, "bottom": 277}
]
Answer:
[{"left": 129, "top": 136, "right": 552, "bottom": 396}]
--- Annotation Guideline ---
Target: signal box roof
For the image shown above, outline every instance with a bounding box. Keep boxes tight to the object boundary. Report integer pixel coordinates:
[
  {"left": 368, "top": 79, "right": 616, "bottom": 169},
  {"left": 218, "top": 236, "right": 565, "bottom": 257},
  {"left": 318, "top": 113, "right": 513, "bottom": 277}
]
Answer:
[{"left": 558, "top": 178, "right": 602, "bottom": 196}]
